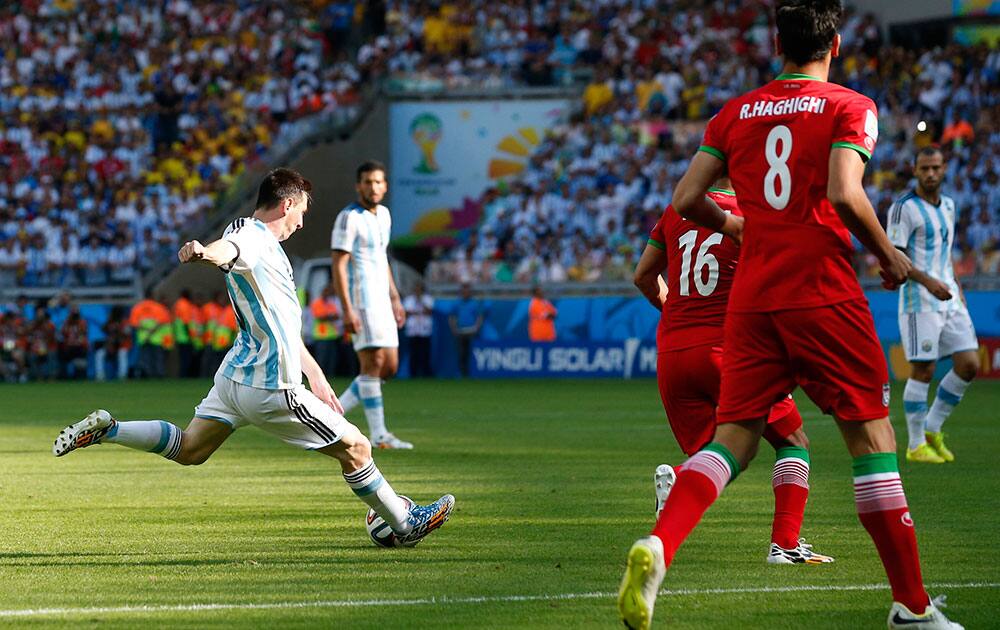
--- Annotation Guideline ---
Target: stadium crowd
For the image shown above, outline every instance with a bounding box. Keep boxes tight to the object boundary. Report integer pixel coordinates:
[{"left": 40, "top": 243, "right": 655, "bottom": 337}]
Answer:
[
  {"left": 0, "top": 0, "right": 364, "bottom": 288},
  {"left": 425, "top": 4, "right": 1000, "bottom": 282}
]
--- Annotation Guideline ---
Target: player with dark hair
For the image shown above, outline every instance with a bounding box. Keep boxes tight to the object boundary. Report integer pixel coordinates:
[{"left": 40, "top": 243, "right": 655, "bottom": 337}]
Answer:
[
  {"left": 888, "top": 146, "right": 979, "bottom": 464},
  {"left": 634, "top": 178, "right": 832, "bottom": 565},
  {"left": 53, "top": 167, "right": 454, "bottom": 546},
  {"left": 331, "top": 160, "right": 413, "bottom": 449},
  {"left": 618, "top": 2, "right": 962, "bottom": 628}
]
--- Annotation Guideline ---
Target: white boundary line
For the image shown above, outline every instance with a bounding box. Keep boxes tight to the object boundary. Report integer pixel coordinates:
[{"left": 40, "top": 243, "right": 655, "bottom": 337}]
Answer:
[{"left": 0, "top": 582, "right": 996, "bottom": 618}]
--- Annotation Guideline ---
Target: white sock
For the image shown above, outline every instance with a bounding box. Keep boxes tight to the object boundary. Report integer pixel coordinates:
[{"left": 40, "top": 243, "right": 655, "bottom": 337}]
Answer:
[
  {"left": 343, "top": 459, "right": 411, "bottom": 533},
  {"left": 339, "top": 378, "right": 361, "bottom": 413},
  {"left": 926, "top": 369, "right": 971, "bottom": 434},
  {"left": 903, "top": 379, "right": 930, "bottom": 450},
  {"left": 358, "top": 375, "right": 388, "bottom": 439},
  {"left": 104, "top": 420, "right": 183, "bottom": 460}
]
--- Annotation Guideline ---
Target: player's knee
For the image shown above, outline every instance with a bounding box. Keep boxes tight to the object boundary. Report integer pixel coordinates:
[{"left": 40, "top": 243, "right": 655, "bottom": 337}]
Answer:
[
  {"left": 341, "top": 429, "right": 372, "bottom": 466},
  {"left": 954, "top": 357, "right": 979, "bottom": 381}
]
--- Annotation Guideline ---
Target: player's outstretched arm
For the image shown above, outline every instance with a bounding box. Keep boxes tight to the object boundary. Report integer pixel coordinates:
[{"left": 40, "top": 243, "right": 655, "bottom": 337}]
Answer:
[
  {"left": 633, "top": 243, "right": 668, "bottom": 310},
  {"left": 673, "top": 152, "right": 743, "bottom": 243},
  {"left": 177, "top": 239, "right": 238, "bottom": 267},
  {"left": 299, "top": 337, "right": 344, "bottom": 414},
  {"left": 828, "top": 148, "right": 911, "bottom": 289}
]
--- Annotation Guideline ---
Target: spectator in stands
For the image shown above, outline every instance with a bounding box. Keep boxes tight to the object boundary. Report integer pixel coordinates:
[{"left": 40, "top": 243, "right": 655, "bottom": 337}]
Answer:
[
  {"left": 26, "top": 308, "right": 58, "bottom": 381},
  {"left": 0, "top": 311, "right": 27, "bottom": 383},
  {"left": 528, "top": 286, "right": 557, "bottom": 343},
  {"left": 58, "top": 304, "right": 89, "bottom": 380},
  {"left": 403, "top": 281, "right": 434, "bottom": 378},
  {"left": 448, "top": 283, "right": 485, "bottom": 378},
  {"left": 95, "top": 306, "right": 131, "bottom": 382}
]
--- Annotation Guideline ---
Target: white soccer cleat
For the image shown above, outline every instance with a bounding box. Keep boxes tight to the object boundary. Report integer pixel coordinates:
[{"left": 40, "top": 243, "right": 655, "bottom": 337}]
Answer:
[
  {"left": 618, "top": 536, "right": 665, "bottom": 630},
  {"left": 53, "top": 409, "right": 116, "bottom": 457},
  {"left": 653, "top": 464, "right": 675, "bottom": 516},
  {"left": 888, "top": 595, "right": 963, "bottom": 629},
  {"left": 766, "top": 537, "right": 835, "bottom": 564},
  {"left": 374, "top": 432, "right": 414, "bottom": 450}
]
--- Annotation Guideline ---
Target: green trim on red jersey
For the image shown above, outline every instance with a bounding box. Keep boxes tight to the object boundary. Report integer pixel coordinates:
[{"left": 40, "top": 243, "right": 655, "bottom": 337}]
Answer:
[
  {"left": 698, "top": 145, "right": 726, "bottom": 162},
  {"left": 646, "top": 238, "right": 665, "bottom": 251},
  {"left": 832, "top": 141, "right": 872, "bottom": 160},
  {"left": 707, "top": 187, "right": 736, "bottom": 196},
  {"left": 775, "top": 72, "right": 823, "bottom": 81}
]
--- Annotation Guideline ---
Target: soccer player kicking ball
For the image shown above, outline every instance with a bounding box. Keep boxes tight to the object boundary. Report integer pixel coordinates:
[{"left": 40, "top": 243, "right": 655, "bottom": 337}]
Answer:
[
  {"left": 887, "top": 147, "right": 979, "bottom": 464},
  {"left": 618, "top": 2, "right": 962, "bottom": 629},
  {"left": 634, "top": 179, "right": 833, "bottom": 565},
  {"left": 331, "top": 161, "right": 413, "bottom": 449},
  {"left": 53, "top": 168, "right": 454, "bottom": 546}
]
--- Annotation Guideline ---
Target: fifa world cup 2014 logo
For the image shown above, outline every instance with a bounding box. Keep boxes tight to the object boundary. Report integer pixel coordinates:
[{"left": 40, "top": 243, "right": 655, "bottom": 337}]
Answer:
[{"left": 410, "top": 113, "right": 443, "bottom": 174}]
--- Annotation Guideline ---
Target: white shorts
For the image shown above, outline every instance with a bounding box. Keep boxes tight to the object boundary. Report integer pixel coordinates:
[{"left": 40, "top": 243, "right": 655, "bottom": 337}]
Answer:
[
  {"left": 898, "top": 307, "right": 979, "bottom": 362},
  {"left": 353, "top": 307, "right": 399, "bottom": 351},
  {"left": 195, "top": 374, "right": 353, "bottom": 450}
]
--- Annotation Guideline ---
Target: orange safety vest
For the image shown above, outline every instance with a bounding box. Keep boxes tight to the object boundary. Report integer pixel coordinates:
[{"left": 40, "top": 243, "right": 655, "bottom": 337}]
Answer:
[
  {"left": 201, "top": 302, "right": 221, "bottom": 347},
  {"left": 212, "top": 304, "right": 237, "bottom": 351},
  {"left": 129, "top": 299, "right": 174, "bottom": 349},
  {"left": 173, "top": 297, "right": 204, "bottom": 349},
  {"left": 528, "top": 297, "right": 557, "bottom": 342},
  {"left": 310, "top": 297, "right": 341, "bottom": 341}
]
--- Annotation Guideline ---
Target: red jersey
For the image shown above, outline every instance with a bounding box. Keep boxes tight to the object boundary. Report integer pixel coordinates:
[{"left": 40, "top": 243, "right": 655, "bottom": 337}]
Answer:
[
  {"left": 649, "top": 189, "right": 740, "bottom": 351},
  {"left": 700, "top": 74, "right": 878, "bottom": 312}
]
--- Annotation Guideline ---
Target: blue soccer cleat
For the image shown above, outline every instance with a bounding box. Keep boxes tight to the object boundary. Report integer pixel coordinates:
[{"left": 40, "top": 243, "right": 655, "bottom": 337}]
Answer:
[{"left": 395, "top": 494, "right": 455, "bottom": 547}]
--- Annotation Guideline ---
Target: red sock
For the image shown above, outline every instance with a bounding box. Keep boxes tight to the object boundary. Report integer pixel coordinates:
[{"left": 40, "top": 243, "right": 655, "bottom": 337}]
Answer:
[
  {"left": 651, "top": 446, "right": 735, "bottom": 567},
  {"left": 854, "top": 454, "right": 929, "bottom": 612},
  {"left": 771, "top": 447, "right": 810, "bottom": 549}
]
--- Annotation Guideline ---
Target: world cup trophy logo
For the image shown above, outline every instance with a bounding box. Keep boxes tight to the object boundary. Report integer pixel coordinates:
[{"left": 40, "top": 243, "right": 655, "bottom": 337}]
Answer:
[{"left": 409, "top": 113, "right": 443, "bottom": 174}]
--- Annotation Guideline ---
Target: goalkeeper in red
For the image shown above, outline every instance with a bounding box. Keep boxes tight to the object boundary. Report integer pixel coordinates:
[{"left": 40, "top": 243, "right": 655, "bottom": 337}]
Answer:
[
  {"left": 618, "top": 2, "right": 962, "bottom": 629},
  {"left": 635, "top": 180, "right": 832, "bottom": 565}
]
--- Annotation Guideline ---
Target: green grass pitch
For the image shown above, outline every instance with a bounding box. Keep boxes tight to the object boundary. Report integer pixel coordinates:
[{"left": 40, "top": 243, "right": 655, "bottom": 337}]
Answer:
[{"left": 0, "top": 378, "right": 996, "bottom": 628}]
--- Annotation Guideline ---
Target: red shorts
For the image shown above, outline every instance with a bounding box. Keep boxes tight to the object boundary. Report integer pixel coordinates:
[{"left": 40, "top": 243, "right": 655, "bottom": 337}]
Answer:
[
  {"left": 717, "top": 299, "right": 890, "bottom": 424},
  {"left": 658, "top": 345, "right": 802, "bottom": 456}
]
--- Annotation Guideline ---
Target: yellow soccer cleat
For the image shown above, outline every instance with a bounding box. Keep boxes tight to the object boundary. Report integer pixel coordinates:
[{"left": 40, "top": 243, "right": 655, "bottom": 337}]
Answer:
[
  {"left": 925, "top": 431, "right": 954, "bottom": 462},
  {"left": 618, "top": 536, "right": 665, "bottom": 630},
  {"left": 906, "top": 443, "right": 946, "bottom": 464}
]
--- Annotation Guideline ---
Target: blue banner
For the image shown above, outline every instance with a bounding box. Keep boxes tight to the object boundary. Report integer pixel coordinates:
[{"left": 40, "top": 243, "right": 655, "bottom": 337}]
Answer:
[{"left": 469, "top": 339, "right": 658, "bottom": 379}]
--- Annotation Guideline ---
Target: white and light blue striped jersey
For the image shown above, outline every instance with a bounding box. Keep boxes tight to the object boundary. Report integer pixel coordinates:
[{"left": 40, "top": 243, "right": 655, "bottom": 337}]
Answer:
[
  {"left": 218, "top": 217, "right": 302, "bottom": 389},
  {"left": 886, "top": 192, "right": 960, "bottom": 314},
  {"left": 330, "top": 203, "right": 392, "bottom": 312}
]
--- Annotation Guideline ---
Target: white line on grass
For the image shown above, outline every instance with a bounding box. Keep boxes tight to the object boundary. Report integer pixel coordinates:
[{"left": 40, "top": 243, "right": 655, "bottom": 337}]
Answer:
[{"left": 0, "top": 582, "right": 996, "bottom": 618}]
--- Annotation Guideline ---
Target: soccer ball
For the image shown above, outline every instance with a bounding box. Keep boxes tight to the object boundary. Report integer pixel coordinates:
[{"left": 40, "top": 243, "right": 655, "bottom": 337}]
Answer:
[{"left": 366, "top": 495, "right": 414, "bottom": 548}]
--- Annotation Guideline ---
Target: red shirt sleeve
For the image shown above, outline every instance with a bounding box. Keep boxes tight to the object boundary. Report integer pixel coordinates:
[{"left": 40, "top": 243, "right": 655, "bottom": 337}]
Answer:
[
  {"left": 698, "top": 108, "right": 730, "bottom": 163},
  {"left": 832, "top": 94, "right": 878, "bottom": 161}
]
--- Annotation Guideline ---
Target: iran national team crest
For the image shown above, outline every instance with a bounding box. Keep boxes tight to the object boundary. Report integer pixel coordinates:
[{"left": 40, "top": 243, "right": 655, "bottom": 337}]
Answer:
[{"left": 882, "top": 383, "right": 891, "bottom": 407}]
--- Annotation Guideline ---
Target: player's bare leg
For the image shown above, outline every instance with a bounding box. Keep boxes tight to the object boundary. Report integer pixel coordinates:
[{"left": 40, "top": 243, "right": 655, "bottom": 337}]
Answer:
[
  {"left": 620, "top": 419, "right": 764, "bottom": 628},
  {"left": 317, "top": 427, "right": 451, "bottom": 546}
]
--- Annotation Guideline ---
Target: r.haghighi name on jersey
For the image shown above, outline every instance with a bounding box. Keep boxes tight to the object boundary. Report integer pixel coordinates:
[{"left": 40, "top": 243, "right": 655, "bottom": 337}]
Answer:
[
  {"left": 699, "top": 73, "right": 878, "bottom": 313},
  {"left": 330, "top": 203, "right": 393, "bottom": 313},
  {"left": 887, "top": 192, "right": 961, "bottom": 314},
  {"left": 219, "top": 217, "right": 302, "bottom": 389},
  {"left": 648, "top": 189, "right": 741, "bottom": 351}
]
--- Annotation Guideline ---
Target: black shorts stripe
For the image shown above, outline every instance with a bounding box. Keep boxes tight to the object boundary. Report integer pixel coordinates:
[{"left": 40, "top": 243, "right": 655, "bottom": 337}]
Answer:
[{"left": 285, "top": 390, "right": 337, "bottom": 442}]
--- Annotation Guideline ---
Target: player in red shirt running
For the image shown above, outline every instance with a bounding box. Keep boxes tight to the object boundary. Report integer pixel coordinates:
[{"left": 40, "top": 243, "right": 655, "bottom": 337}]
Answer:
[
  {"left": 618, "top": 2, "right": 961, "bottom": 629},
  {"left": 635, "top": 180, "right": 831, "bottom": 565}
]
